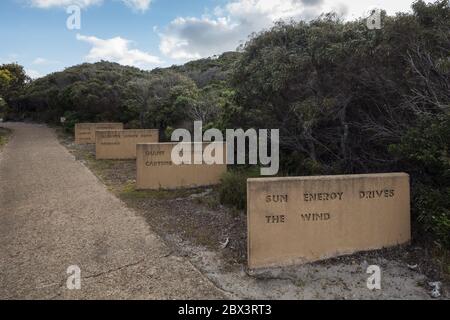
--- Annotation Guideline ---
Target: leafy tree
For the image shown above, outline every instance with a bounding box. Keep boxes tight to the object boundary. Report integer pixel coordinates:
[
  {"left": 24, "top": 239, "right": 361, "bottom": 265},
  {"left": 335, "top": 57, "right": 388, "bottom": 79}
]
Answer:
[
  {"left": 0, "top": 69, "right": 13, "bottom": 93},
  {"left": 125, "top": 70, "right": 199, "bottom": 137},
  {"left": 168, "top": 51, "right": 241, "bottom": 88},
  {"left": 0, "top": 97, "right": 8, "bottom": 119},
  {"left": 0, "top": 63, "right": 29, "bottom": 116},
  {"left": 19, "top": 61, "right": 148, "bottom": 123}
]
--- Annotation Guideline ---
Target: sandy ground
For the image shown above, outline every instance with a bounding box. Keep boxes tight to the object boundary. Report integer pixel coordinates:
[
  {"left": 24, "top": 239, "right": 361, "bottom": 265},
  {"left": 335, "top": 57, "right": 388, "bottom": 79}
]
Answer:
[{"left": 0, "top": 123, "right": 225, "bottom": 299}]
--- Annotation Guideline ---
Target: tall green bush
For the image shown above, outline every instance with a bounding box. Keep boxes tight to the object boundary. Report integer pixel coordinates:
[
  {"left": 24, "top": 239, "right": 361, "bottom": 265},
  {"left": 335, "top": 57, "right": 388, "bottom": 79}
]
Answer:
[
  {"left": 61, "top": 111, "right": 80, "bottom": 134},
  {"left": 219, "top": 168, "right": 260, "bottom": 210},
  {"left": 390, "top": 115, "right": 450, "bottom": 246}
]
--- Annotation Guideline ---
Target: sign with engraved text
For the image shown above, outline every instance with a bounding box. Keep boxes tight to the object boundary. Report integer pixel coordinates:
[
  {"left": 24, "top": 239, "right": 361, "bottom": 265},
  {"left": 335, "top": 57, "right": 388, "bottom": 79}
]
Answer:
[
  {"left": 247, "top": 173, "right": 411, "bottom": 269},
  {"left": 136, "top": 142, "right": 227, "bottom": 190},
  {"left": 96, "top": 129, "right": 159, "bottom": 160},
  {"left": 75, "top": 123, "right": 123, "bottom": 144}
]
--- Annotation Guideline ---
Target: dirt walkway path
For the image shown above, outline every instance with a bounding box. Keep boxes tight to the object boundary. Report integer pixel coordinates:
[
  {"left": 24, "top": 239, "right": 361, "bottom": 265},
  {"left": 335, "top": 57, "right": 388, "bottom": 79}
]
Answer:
[{"left": 0, "top": 123, "right": 224, "bottom": 299}]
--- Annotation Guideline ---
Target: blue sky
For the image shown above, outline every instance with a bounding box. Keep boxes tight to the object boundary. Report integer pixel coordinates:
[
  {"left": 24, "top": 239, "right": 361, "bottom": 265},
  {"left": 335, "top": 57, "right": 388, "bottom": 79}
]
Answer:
[{"left": 0, "top": 0, "right": 424, "bottom": 78}]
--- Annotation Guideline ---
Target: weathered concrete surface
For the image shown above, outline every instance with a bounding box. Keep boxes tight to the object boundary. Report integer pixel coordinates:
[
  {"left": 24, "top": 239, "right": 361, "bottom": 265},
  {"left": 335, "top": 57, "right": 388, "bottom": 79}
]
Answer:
[
  {"left": 0, "top": 123, "right": 224, "bottom": 300},
  {"left": 96, "top": 129, "right": 159, "bottom": 160},
  {"left": 75, "top": 123, "right": 123, "bottom": 144},
  {"left": 248, "top": 174, "right": 411, "bottom": 268},
  {"left": 136, "top": 142, "right": 227, "bottom": 190}
]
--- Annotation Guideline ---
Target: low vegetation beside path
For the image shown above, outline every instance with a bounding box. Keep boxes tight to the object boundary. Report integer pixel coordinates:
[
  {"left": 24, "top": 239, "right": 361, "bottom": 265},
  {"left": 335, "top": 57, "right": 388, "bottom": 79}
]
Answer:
[{"left": 0, "top": 127, "right": 11, "bottom": 150}]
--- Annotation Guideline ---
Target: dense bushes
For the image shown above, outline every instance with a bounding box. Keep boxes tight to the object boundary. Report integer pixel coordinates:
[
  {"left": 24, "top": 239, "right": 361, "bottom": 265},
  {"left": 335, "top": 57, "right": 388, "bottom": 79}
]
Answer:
[
  {"left": 15, "top": 54, "right": 239, "bottom": 133},
  {"left": 17, "top": 62, "right": 148, "bottom": 125},
  {"left": 61, "top": 111, "right": 80, "bottom": 134},
  {"left": 390, "top": 115, "right": 450, "bottom": 247},
  {"left": 229, "top": 1, "right": 449, "bottom": 174},
  {"left": 0, "top": 63, "right": 29, "bottom": 120},
  {"left": 0, "top": 98, "right": 8, "bottom": 119},
  {"left": 219, "top": 168, "right": 260, "bottom": 210}
]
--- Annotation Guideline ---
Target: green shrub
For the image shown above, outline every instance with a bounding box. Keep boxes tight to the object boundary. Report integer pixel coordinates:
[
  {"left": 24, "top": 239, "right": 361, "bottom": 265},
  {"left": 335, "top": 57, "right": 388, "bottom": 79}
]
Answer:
[
  {"left": 390, "top": 114, "right": 450, "bottom": 247},
  {"left": 413, "top": 185, "right": 450, "bottom": 247},
  {"left": 0, "top": 97, "right": 9, "bottom": 120},
  {"left": 219, "top": 167, "right": 260, "bottom": 210},
  {"left": 125, "top": 119, "right": 142, "bottom": 129},
  {"left": 165, "top": 126, "right": 175, "bottom": 141},
  {"left": 0, "top": 127, "right": 11, "bottom": 147},
  {"left": 61, "top": 111, "right": 80, "bottom": 134}
]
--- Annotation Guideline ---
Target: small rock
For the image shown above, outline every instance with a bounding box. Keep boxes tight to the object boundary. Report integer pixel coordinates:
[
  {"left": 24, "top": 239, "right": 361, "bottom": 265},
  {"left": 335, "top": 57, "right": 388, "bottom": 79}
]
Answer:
[
  {"left": 407, "top": 264, "right": 418, "bottom": 270},
  {"left": 220, "top": 238, "right": 230, "bottom": 249},
  {"left": 361, "top": 260, "right": 369, "bottom": 270},
  {"left": 189, "top": 189, "right": 212, "bottom": 199},
  {"left": 428, "top": 281, "right": 441, "bottom": 298}
]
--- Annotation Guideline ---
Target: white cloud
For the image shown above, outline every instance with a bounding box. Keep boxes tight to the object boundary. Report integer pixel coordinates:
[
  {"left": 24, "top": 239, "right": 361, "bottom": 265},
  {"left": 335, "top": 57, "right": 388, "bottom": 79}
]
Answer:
[
  {"left": 76, "top": 34, "right": 162, "bottom": 69},
  {"left": 29, "top": 0, "right": 152, "bottom": 12},
  {"left": 159, "top": 16, "right": 240, "bottom": 61},
  {"left": 121, "top": 0, "right": 151, "bottom": 12},
  {"left": 158, "top": 0, "right": 328, "bottom": 61},
  {"left": 26, "top": 69, "right": 43, "bottom": 79},
  {"left": 32, "top": 57, "right": 60, "bottom": 65},
  {"left": 158, "top": 0, "right": 424, "bottom": 62},
  {"left": 29, "top": 0, "right": 103, "bottom": 9}
]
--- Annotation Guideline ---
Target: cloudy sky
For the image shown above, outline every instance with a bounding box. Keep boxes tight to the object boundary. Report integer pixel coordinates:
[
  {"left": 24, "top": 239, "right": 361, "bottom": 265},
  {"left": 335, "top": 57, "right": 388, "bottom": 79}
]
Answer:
[{"left": 0, "top": 0, "right": 428, "bottom": 78}]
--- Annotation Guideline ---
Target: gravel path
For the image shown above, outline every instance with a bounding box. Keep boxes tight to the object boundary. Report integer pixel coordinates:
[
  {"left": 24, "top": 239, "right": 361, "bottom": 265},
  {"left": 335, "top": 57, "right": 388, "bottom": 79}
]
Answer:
[{"left": 0, "top": 123, "right": 224, "bottom": 299}]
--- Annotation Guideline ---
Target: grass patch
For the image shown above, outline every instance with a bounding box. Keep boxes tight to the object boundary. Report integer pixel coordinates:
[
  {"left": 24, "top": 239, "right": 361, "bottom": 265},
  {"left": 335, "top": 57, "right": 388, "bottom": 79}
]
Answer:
[
  {"left": 119, "top": 181, "right": 212, "bottom": 200},
  {"left": 432, "top": 246, "right": 450, "bottom": 282},
  {"left": 219, "top": 167, "right": 260, "bottom": 210},
  {"left": 192, "top": 193, "right": 221, "bottom": 210},
  {"left": 0, "top": 127, "right": 12, "bottom": 149},
  {"left": 88, "top": 157, "right": 115, "bottom": 171}
]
